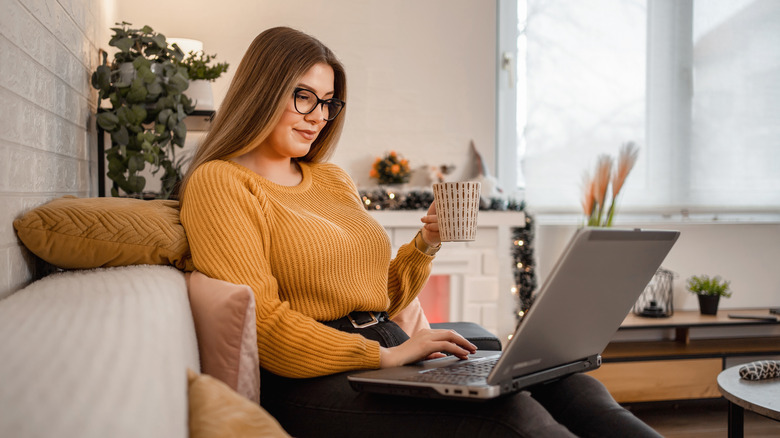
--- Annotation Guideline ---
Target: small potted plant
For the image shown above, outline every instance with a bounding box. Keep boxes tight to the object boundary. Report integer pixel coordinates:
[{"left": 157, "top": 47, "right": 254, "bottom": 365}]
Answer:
[
  {"left": 686, "top": 274, "right": 732, "bottom": 315},
  {"left": 177, "top": 50, "right": 229, "bottom": 110}
]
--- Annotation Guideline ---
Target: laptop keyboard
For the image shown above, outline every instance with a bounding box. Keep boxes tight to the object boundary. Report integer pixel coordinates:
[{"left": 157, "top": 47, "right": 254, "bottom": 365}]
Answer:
[{"left": 401, "top": 356, "right": 499, "bottom": 385}]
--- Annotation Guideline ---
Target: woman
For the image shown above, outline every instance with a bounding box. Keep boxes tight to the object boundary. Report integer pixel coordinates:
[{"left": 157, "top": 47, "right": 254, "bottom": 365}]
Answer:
[{"left": 180, "top": 26, "right": 661, "bottom": 437}]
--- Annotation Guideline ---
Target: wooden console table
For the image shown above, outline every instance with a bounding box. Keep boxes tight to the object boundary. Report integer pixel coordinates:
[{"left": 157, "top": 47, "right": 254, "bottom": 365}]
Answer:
[{"left": 588, "top": 309, "right": 780, "bottom": 403}]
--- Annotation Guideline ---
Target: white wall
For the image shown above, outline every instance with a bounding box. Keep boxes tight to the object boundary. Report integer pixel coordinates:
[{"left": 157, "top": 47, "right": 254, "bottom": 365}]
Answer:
[
  {"left": 114, "top": 0, "right": 498, "bottom": 187},
  {"left": 535, "top": 222, "right": 780, "bottom": 311},
  {"left": 0, "top": 0, "right": 110, "bottom": 298}
]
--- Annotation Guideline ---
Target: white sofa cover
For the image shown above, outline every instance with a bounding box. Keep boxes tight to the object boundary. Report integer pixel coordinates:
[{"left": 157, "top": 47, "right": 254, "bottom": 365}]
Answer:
[{"left": 0, "top": 265, "right": 199, "bottom": 438}]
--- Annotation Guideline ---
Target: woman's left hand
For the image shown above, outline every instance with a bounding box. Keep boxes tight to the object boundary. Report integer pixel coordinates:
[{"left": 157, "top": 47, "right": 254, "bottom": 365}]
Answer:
[{"left": 420, "top": 201, "right": 441, "bottom": 246}]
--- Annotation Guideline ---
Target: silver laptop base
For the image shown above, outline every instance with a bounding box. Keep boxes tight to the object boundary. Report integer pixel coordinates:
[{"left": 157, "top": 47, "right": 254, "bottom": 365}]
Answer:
[{"left": 349, "top": 354, "right": 602, "bottom": 401}]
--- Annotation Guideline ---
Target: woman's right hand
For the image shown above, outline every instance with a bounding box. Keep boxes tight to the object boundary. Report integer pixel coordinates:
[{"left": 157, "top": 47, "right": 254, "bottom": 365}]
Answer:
[{"left": 379, "top": 329, "right": 477, "bottom": 368}]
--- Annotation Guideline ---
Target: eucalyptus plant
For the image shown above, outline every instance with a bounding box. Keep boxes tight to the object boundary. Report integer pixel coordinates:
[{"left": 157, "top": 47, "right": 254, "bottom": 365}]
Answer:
[{"left": 91, "top": 22, "right": 195, "bottom": 198}]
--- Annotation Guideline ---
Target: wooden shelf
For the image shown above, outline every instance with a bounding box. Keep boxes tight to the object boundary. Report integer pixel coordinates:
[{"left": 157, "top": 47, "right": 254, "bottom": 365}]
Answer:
[
  {"left": 589, "top": 308, "right": 780, "bottom": 403},
  {"left": 620, "top": 309, "right": 778, "bottom": 329},
  {"left": 603, "top": 336, "right": 780, "bottom": 362}
]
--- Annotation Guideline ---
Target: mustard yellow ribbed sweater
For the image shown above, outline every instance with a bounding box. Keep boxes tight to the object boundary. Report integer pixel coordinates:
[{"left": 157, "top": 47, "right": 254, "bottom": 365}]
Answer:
[{"left": 180, "top": 160, "right": 434, "bottom": 378}]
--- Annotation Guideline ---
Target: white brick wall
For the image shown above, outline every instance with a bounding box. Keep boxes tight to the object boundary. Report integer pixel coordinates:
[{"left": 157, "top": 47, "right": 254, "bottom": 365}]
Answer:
[{"left": 0, "top": 0, "right": 105, "bottom": 299}]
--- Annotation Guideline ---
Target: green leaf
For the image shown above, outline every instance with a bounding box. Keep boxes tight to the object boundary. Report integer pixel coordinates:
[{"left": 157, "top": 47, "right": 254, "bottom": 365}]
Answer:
[
  {"left": 141, "top": 140, "right": 153, "bottom": 155},
  {"left": 128, "top": 154, "right": 145, "bottom": 173},
  {"left": 107, "top": 157, "right": 126, "bottom": 174},
  {"left": 130, "top": 105, "right": 147, "bottom": 124},
  {"left": 126, "top": 174, "right": 146, "bottom": 194},
  {"left": 96, "top": 112, "right": 119, "bottom": 131},
  {"left": 152, "top": 34, "right": 167, "bottom": 49},
  {"left": 156, "top": 131, "right": 171, "bottom": 146},
  {"left": 133, "top": 56, "right": 151, "bottom": 70},
  {"left": 113, "top": 37, "right": 134, "bottom": 52},
  {"left": 136, "top": 65, "right": 156, "bottom": 84},
  {"left": 157, "top": 108, "right": 173, "bottom": 125},
  {"left": 108, "top": 92, "right": 120, "bottom": 108},
  {"left": 116, "top": 106, "right": 130, "bottom": 126},
  {"left": 92, "top": 65, "right": 111, "bottom": 92},
  {"left": 167, "top": 72, "right": 189, "bottom": 93},
  {"left": 146, "top": 81, "right": 163, "bottom": 98},
  {"left": 111, "top": 125, "right": 129, "bottom": 145},
  {"left": 167, "top": 113, "right": 178, "bottom": 130},
  {"left": 181, "top": 94, "right": 194, "bottom": 113},
  {"left": 172, "top": 120, "right": 187, "bottom": 139},
  {"left": 126, "top": 78, "right": 148, "bottom": 103}
]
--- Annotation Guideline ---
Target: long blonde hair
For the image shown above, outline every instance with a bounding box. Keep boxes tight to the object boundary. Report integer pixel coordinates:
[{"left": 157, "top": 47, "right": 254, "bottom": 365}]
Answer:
[{"left": 180, "top": 27, "right": 347, "bottom": 196}]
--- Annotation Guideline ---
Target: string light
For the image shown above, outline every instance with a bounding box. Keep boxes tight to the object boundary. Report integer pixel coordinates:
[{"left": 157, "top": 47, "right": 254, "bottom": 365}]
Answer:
[{"left": 511, "top": 214, "right": 536, "bottom": 327}]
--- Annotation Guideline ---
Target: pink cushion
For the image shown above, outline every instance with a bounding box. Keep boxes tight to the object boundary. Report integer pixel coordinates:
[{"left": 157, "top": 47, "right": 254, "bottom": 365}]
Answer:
[
  {"left": 185, "top": 271, "right": 260, "bottom": 403},
  {"left": 391, "top": 297, "right": 431, "bottom": 336}
]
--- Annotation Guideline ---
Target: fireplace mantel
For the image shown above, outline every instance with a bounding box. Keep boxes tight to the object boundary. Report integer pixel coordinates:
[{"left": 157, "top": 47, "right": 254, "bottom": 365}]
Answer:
[{"left": 369, "top": 210, "right": 526, "bottom": 342}]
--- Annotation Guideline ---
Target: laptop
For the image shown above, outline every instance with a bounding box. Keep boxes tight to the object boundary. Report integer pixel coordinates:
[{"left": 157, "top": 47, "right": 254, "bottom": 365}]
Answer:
[{"left": 348, "top": 227, "right": 680, "bottom": 400}]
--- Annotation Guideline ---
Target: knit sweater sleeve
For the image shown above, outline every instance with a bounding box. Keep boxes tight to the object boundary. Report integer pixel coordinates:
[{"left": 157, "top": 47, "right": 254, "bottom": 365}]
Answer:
[
  {"left": 180, "top": 162, "right": 381, "bottom": 378},
  {"left": 387, "top": 242, "right": 435, "bottom": 317}
]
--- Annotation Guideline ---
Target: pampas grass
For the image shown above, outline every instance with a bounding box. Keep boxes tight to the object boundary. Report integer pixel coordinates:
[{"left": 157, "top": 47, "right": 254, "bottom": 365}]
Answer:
[{"left": 582, "top": 142, "right": 639, "bottom": 227}]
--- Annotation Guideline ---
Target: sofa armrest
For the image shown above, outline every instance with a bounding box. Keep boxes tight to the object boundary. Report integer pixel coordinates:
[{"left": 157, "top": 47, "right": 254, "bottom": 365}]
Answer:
[
  {"left": 430, "top": 322, "right": 503, "bottom": 351},
  {"left": 0, "top": 265, "right": 199, "bottom": 438}
]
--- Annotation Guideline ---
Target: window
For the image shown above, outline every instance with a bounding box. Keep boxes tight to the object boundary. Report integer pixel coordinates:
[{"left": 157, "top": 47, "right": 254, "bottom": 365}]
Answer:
[{"left": 498, "top": 0, "right": 780, "bottom": 220}]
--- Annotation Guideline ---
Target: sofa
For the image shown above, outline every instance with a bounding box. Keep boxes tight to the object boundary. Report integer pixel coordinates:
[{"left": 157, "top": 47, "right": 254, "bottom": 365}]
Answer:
[{"left": 1, "top": 196, "right": 500, "bottom": 438}]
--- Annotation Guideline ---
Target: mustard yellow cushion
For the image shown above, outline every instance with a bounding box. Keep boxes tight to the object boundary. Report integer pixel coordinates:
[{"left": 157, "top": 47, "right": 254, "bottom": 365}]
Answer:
[
  {"left": 13, "top": 196, "right": 191, "bottom": 270},
  {"left": 187, "top": 369, "right": 290, "bottom": 438}
]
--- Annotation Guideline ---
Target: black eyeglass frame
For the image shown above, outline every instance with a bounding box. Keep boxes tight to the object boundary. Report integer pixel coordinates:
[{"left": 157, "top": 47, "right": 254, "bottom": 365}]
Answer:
[{"left": 292, "top": 87, "right": 345, "bottom": 121}]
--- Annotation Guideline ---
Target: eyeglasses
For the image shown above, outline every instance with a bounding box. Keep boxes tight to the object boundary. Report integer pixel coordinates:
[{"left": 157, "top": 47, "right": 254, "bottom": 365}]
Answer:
[{"left": 293, "top": 87, "right": 345, "bottom": 121}]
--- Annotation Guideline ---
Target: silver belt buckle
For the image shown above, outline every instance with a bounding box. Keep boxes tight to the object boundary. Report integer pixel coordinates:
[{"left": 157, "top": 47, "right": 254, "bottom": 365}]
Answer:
[{"left": 348, "top": 311, "right": 379, "bottom": 329}]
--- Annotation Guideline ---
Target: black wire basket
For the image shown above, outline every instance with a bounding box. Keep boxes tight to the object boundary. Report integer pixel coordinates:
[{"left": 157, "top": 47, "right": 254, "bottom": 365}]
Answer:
[{"left": 633, "top": 267, "right": 675, "bottom": 318}]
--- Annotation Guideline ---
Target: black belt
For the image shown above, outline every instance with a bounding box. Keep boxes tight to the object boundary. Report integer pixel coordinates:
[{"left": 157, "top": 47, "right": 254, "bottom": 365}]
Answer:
[{"left": 322, "top": 311, "right": 390, "bottom": 329}]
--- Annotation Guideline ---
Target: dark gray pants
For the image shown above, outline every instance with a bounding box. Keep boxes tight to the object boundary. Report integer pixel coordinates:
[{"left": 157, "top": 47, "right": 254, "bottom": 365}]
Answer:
[{"left": 260, "top": 320, "right": 661, "bottom": 438}]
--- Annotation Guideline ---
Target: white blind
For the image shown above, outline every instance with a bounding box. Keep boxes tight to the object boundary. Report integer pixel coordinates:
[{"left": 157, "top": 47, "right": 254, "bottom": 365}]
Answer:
[
  {"left": 689, "top": 0, "right": 780, "bottom": 210},
  {"left": 520, "top": 0, "right": 780, "bottom": 216}
]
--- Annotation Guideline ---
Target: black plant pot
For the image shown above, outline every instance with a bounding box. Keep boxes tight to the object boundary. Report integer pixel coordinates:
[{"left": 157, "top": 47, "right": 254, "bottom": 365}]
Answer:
[{"left": 697, "top": 294, "right": 720, "bottom": 315}]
